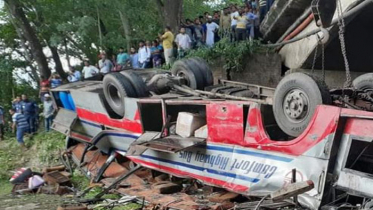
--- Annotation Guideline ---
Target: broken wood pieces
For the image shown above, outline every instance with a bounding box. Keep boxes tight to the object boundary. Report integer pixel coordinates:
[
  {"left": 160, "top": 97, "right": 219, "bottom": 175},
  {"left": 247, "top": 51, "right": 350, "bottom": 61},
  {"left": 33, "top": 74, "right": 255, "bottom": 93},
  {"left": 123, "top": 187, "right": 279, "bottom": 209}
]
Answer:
[
  {"left": 208, "top": 191, "right": 239, "bottom": 203},
  {"left": 43, "top": 171, "right": 70, "bottom": 185},
  {"left": 270, "top": 180, "right": 314, "bottom": 202},
  {"left": 152, "top": 181, "right": 182, "bottom": 194}
]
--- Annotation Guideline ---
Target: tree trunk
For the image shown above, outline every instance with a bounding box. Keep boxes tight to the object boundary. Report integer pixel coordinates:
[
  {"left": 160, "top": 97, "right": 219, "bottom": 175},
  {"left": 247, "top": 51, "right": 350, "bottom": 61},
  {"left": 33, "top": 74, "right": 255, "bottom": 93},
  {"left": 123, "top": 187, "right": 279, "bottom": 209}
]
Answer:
[
  {"left": 119, "top": 10, "right": 132, "bottom": 52},
  {"left": 49, "top": 45, "right": 68, "bottom": 79},
  {"left": 5, "top": 0, "right": 51, "bottom": 78},
  {"left": 64, "top": 39, "right": 71, "bottom": 67},
  {"left": 97, "top": 5, "right": 103, "bottom": 47},
  {"left": 155, "top": 0, "right": 183, "bottom": 33}
]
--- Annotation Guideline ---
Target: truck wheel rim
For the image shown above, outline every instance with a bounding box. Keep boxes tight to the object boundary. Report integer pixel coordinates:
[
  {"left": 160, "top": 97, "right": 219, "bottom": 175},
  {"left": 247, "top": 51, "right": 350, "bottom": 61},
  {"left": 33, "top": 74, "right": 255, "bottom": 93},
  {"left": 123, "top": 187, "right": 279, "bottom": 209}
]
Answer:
[
  {"left": 177, "top": 72, "right": 191, "bottom": 87},
  {"left": 283, "top": 89, "right": 309, "bottom": 123},
  {"left": 108, "top": 84, "right": 122, "bottom": 108}
]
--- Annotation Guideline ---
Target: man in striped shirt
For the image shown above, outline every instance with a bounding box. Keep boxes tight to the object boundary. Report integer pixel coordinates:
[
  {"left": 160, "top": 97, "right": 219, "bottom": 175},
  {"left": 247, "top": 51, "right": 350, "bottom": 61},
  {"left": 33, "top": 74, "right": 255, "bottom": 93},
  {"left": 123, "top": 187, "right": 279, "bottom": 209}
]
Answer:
[
  {"left": 9, "top": 109, "right": 29, "bottom": 148},
  {"left": 259, "top": 0, "right": 267, "bottom": 22},
  {"left": 259, "top": 0, "right": 274, "bottom": 23}
]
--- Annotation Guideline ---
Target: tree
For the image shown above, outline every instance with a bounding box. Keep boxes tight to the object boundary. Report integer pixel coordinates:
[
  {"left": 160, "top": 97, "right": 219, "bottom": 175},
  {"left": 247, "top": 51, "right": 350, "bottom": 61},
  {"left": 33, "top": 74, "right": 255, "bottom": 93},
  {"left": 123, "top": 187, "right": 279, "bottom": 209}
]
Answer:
[
  {"left": 4, "top": 0, "right": 51, "bottom": 78},
  {"left": 155, "top": 0, "right": 184, "bottom": 33}
]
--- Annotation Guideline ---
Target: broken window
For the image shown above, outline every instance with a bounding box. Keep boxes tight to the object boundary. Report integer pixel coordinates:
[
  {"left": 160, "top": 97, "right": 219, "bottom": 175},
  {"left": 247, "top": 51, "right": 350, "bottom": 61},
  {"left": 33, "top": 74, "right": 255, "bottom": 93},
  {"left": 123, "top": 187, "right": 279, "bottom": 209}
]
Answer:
[{"left": 345, "top": 139, "right": 373, "bottom": 174}]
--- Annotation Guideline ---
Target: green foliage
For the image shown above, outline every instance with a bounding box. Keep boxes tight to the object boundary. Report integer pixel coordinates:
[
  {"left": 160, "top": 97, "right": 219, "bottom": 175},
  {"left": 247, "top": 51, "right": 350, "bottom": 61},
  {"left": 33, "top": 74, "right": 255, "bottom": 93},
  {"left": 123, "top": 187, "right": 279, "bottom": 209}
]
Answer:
[
  {"left": 0, "top": 179, "right": 13, "bottom": 196},
  {"left": 0, "top": 131, "right": 65, "bottom": 180},
  {"left": 70, "top": 170, "right": 90, "bottom": 190},
  {"left": 95, "top": 203, "right": 142, "bottom": 210},
  {"left": 34, "top": 132, "right": 66, "bottom": 164},
  {"left": 187, "top": 38, "right": 272, "bottom": 72}
]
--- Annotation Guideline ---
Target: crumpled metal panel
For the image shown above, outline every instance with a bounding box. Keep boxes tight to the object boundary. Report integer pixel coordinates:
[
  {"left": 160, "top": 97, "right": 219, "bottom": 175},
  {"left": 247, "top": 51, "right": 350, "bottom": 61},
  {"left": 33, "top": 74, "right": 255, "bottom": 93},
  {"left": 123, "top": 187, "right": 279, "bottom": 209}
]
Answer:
[
  {"left": 260, "top": 0, "right": 313, "bottom": 42},
  {"left": 138, "top": 134, "right": 206, "bottom": 153},
  {"left": 337, "top": 169, "right": 373, "bottom": 198},
  {"left": 52, "top": 108, "right": 77, "bottom": 135}
]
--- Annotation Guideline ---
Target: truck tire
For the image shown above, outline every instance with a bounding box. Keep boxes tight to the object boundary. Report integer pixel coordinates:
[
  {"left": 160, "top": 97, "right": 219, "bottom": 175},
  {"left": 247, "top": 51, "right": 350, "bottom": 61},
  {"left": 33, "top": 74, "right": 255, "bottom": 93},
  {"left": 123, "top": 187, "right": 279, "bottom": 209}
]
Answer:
[
  {"left": 103, "top": 73, "right": 137, "bottom": 117},
  {"left": 273, "top": 73, "right": 331, "bottom": 137},
  {"left": 353, "top": 73, "right": 373, "bottom": 90},
  {"left": 171, "top": 59, "right": 204, "bottom": 90},
  {"left": 189, "top": 57, "right": 214, "bottom": 87},
  {"left": 120, "top": 71, "right": 149, "bottom": 97}
]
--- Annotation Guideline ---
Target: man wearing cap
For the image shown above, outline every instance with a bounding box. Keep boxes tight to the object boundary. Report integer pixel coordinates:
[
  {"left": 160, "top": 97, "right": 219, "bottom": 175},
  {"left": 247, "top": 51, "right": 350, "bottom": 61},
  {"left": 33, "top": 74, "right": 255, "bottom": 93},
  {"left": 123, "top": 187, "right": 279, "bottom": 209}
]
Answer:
[
  {"left": 206, "top": 16, "right": 220, "bottom": 47},
  {"left": 43, "top": 94, "right": 55, "bottom": 132}
]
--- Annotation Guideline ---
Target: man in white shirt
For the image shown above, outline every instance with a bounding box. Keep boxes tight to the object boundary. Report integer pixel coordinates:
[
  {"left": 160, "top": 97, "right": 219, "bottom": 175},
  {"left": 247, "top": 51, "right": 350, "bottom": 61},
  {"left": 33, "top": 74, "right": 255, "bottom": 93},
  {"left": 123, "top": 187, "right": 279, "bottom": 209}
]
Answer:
[
  {"left": 230, "top": 6, "right": 239, "bottom": 41},
  {"left": 98, "top": 54, "right": 113, "bottom": 74},
  {"left": 82, "top": 60, "right": 99, "bottom": 79},
  {"left": 175, "top": 27, "right": 192, "bottom": 50},
  {"left": 138, "top": 41, "right": 151, "bottom": 69},
  {"left": 175, "top": 27, "right": 192, "bottom": 58},
  {"left": 206, "top": 16, "right": 219, "bottom": 47}
]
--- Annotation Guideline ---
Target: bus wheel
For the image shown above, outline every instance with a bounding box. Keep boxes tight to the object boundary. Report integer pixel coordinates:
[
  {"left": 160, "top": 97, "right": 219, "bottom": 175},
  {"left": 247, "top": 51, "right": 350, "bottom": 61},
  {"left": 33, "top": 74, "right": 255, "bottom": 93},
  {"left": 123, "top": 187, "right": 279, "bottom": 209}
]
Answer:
[{"left": 273, "top": 73, "right": 331, "bottom": 137}]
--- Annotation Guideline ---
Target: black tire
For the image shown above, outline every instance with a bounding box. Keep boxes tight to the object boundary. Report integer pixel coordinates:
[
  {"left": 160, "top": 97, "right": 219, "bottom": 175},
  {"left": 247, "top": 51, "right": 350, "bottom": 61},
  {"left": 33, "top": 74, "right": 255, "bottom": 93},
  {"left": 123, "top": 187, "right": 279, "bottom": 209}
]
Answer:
[
  {"left": 103, "top": 73, "right": 137, "bottom": 117},
  {"left": 120, "top": 71, "right": 149, "bottom": 97},
  {"left": 353, "top": 73, "right": 373, "bottom": 90},
  {"left": 189, "top": 57, "right": 214, "bottom": 87},
  {"left": 171, "top": 59, "right": 204, "bottom": 90},
  {"left": 273, "top": 73, "right": 331, "bottom": 137},
  {"left": 97, "top": 89, "right": 122, "bottom": 119}
]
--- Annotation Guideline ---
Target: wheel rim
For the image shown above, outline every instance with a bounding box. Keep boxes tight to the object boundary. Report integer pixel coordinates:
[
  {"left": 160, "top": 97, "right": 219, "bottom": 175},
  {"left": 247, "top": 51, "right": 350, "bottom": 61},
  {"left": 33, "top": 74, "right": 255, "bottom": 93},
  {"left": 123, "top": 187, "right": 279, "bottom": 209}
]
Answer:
[
  {"left": 108, "top": 84, "right": 122, "bottom": 108},
  {"left": 283, "top": 89, "right": 310, "bottom": 123},
  {"left": 177, "top": 71, "right": 191, "bottom": 87}
]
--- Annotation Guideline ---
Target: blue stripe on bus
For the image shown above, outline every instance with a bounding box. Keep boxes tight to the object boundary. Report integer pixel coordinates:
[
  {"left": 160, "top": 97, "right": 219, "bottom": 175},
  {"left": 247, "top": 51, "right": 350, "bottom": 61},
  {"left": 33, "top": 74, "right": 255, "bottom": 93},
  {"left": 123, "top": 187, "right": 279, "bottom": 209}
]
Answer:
[
  {"left": 203, "top": 145, "right": 293, "bottom": 163},
  {"left": 140, "top": 154, "right": 260, "bottom": 183},
  {"left": 80, "top": 119, "right": 101, "bottom": 128}
]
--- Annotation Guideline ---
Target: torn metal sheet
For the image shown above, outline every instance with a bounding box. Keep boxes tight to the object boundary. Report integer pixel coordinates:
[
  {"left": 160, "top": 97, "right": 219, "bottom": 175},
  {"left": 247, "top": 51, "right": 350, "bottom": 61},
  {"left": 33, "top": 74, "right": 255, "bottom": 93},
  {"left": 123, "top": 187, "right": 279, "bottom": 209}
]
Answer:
[
  {"left": 52, "top": 108, "right": 77, "bottom": 135},
  {"left": 138, "top": 134, "right": 206, "bottom": 153}
]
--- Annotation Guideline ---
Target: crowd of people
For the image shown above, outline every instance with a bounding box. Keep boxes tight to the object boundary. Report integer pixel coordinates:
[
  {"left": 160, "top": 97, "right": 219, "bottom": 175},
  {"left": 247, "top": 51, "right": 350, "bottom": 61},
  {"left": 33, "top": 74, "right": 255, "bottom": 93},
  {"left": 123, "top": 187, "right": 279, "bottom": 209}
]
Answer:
[
  {"left": 0, "top": 93, "right": 55, "bottom": 148},
  {"left": 0, "top": 1, "right": 276, "bottom": 147},
  {"left": 65, "top": 1, "right": 275, "bottom": 81}
]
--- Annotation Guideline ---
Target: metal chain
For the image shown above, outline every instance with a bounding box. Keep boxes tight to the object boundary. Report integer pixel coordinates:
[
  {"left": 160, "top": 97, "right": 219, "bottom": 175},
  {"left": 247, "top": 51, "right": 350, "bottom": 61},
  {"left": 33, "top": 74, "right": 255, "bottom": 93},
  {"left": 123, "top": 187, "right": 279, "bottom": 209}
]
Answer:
[
  {"left": 311, "top": 39, "right": 319, "bottom": 74},
  {"left": 337, "top": 0, "right": 352, "bottom": 88},
  {"left": 321, "top": 42, "right": 325, "bottom": 82}
]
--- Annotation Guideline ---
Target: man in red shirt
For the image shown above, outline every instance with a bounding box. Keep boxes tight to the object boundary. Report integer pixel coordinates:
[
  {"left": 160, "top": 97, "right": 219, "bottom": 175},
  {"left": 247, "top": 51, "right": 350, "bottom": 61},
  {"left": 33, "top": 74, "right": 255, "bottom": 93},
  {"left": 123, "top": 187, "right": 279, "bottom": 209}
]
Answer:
[{"left": 39, "top": 75, "right": 50, "bottom": 102}]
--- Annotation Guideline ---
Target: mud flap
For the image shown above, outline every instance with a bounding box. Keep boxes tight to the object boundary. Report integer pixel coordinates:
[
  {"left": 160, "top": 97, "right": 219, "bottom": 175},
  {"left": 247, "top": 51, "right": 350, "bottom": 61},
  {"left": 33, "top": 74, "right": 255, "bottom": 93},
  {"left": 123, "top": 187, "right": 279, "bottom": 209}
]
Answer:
[
  {"left": 52, "top": 108, "right": 77, "bottom": 135},
  {"left": 127, "top": 132, "right": 206, "bottom": 156}
]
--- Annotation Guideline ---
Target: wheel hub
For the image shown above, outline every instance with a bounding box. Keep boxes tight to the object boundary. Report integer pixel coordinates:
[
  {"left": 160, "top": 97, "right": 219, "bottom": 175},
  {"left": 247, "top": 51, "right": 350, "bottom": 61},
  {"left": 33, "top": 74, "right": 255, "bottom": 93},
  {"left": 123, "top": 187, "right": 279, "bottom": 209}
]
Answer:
[
  {"left": 177, "top": 72, "right": 190, "bottom": 86},
  {"left": 283, "top": 89, "right": 309, "bottom": 121}
]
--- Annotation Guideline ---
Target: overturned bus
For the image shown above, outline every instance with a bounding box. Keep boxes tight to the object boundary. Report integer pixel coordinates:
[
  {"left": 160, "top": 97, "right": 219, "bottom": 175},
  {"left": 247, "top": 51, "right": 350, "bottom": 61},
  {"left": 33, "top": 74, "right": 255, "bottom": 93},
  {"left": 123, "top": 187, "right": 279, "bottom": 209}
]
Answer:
[{"left": 51, "top": 0, "right": 373, "bottom": 209}]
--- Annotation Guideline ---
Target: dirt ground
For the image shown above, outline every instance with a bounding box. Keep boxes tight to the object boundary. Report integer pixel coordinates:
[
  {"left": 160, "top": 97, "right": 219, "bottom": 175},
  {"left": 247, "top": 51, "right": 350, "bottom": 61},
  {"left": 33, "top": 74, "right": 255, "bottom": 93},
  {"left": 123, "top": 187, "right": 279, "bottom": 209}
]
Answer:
[{"left": 0, "top": 194, "right": 65, "bottom": 210}]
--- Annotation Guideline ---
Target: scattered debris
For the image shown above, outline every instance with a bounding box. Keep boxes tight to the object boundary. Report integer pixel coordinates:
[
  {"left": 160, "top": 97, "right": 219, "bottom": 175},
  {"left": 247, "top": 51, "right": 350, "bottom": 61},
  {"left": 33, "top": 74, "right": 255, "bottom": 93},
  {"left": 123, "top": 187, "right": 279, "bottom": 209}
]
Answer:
[
  {"left": 270, "top": 180, "right": 314, "bottom": 202},
  {"left": 44, "top": 171, "right": 70, "bottom": 185},
  {"left": 152, "top": 181, "right": 182, "bottom": 194},
  {"left": 208, "top": 191, "right": 239, "bottom": 203},
  {"left": 9, "top": 166, "right": 73, "bottom": 196}
]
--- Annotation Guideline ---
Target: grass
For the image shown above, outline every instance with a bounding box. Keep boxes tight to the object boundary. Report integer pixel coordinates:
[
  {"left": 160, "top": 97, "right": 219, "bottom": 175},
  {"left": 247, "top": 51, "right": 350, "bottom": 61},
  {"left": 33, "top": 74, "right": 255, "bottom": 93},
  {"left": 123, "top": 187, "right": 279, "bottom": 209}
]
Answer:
[
  {"left": 0, "top": 131, "right": 65, "bottom": 180},
  {"left": 0, "top": 130, "right": 141, "bottom": 209},
  {"left": 95, "top": 203, "right": 142, "bottom": 210},
  {"left": 0, "top": 131, "right": 66, "bottom": 195},
  {"left": 70, "top": 170, "right": 90, "bottom": 190},
  {"left": 0, "top": 179, "right": 13, "bottom": 196}
]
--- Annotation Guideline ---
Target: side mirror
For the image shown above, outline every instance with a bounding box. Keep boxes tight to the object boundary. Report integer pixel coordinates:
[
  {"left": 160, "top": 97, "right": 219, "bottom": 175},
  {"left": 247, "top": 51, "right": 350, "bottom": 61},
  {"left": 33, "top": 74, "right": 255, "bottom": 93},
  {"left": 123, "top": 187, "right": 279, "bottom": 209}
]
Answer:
[{"left": 311, "top": 0, "right": 337, "bottom": 28}]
